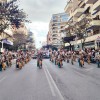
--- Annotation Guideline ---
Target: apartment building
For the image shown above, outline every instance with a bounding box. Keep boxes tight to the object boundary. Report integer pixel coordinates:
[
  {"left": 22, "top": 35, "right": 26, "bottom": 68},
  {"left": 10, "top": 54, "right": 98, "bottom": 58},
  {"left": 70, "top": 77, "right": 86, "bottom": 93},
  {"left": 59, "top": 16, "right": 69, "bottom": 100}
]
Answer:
[
  {"left": 49, "top": 13, "right": 68, "bottom": 48},
  {"left": 64, "top": 0, "right": 100, "bottom": 50}
]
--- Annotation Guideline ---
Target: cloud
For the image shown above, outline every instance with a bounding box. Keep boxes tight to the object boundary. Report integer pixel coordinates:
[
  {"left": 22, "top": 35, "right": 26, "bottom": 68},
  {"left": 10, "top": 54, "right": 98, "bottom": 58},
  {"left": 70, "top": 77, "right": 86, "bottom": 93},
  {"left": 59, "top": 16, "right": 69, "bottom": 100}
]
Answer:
[
  {"left": 19, "top": 0, "right": 67, "bottom": 22},
  {"left": 19, "top": 0, "right": 67, "bottom": 48},
  {"left": 26, "top": 22, "right": 48, "bottom": 48}
]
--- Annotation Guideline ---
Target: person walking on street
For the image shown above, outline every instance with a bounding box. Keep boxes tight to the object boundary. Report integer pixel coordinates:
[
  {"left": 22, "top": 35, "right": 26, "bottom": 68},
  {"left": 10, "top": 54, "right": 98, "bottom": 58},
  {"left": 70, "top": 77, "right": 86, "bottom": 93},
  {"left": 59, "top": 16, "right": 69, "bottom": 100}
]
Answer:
[
  {"left": 71, "top": 53, "right": 74, "bottom": 65},
  {"left": 95, "top": 50, "right": 100, "bottom": 68},
  {"left": 0, "top": 59, "right": 2, "bottom": 71},
  {"left": 87, "top": 52, "right": 91, "bottom": 64},
  {"left": 78, "top": 53, "right": 84, "bottom": 67}
]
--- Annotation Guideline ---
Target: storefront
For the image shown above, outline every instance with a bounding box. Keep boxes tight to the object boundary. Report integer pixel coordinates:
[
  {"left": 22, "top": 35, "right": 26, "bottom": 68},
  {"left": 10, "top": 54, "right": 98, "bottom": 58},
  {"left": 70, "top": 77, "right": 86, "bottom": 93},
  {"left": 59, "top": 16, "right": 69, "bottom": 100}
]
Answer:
[
  {"left": 74, "top": 34, "right": 100, "bottom": 50},
  {"left": 84, "top": 41, "right": 95, "bottom": 49},
  {"left": 0, "top": 39, "right": 13, "bottom": 52}
]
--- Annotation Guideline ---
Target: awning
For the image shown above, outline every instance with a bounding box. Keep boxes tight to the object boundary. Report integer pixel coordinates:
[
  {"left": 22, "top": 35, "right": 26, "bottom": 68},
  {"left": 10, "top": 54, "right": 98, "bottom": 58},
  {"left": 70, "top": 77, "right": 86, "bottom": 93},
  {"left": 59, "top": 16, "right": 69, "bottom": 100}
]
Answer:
[
  {"left": 63, "top": 36, "right": 76, "bottom": 43},
  {"left": 2, "top": 39, "right": 13, "bottom": 45},
  {"left": 84, "top": 45, "right": 95, "bottom": 48}
]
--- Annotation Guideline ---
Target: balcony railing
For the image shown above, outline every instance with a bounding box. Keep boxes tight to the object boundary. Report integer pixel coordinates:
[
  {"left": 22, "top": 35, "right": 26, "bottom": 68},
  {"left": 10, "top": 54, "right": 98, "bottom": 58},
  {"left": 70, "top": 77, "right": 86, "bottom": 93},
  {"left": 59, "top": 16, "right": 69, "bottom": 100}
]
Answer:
[
  {"left": 90, "top": 20, "right": 100, "bottom": 26},
  {"left": 78, "top": 14, "right": 86, "bottom": 22},
  {"left": 73, "top": 8, "right": 85, "bottom": 17},
  {"left": 64, "top": 1, "right": 72, "bottom": 12},
  {"left": 85, "top": 0, "right": 97, "bottom": 4},
  {"left": 52, "top": 33, "right": 58, "bottom": 35},
  {"left": 52, "top": 37, "right": 58, "bottom": 40},
  {"left": 52, "top": 34, "right": 58, "bottom": 37}
]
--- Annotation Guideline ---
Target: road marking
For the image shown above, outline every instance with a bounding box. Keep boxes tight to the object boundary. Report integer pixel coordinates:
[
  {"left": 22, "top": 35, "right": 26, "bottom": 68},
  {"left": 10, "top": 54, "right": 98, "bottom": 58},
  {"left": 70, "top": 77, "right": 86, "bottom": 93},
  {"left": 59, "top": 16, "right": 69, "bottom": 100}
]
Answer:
[
  {"left": 43, "top": 66, "right": 56, "bottom": 97},
  {"left": 0, "top": 76, "right": 7, "bottom": 83},
  {"left": 44, "top": 65, "right": 64, "bottom": 100},
  {"left": 84, "top": 67, "right": 95, "bottom": 71}
]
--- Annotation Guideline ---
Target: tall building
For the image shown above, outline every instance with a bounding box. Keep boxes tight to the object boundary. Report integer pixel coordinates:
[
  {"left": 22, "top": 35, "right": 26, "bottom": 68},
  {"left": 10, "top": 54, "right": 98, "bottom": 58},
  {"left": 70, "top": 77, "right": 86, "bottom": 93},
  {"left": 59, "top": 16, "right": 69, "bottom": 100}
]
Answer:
[
  {"left": 64, "top": 0, "right": 100, "bottom": 50},
  {"left": 49, "top": 13, "right": 68, "bottom": 48}
]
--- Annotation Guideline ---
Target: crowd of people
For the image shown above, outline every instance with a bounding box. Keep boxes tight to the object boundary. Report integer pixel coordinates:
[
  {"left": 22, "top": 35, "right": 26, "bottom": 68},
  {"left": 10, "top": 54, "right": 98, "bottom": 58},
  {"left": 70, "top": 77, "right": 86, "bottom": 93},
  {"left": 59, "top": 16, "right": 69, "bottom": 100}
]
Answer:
[
  {"left": 49, "top": 48, "right": 100, "bottom": 68},
  {"left": 0, "top": 50, "right": 32, "bottom": 72},
  {"left": 16, "top": 51, "right": 31, "bottom": 69},
  {"left": 0, "top": 48, "right": 99, "bottom": 71},
  {"left": 0, "top": 51, "right": 14, "bottom": 71}
]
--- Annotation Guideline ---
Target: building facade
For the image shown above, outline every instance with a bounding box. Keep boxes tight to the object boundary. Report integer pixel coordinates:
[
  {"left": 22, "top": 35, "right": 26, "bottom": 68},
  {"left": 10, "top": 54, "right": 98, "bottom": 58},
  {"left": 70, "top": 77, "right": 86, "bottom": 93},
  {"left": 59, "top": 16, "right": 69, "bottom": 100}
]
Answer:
[
  {"left": 64, "top": 0, "right": 100, "bottom": 50},
  {"left": 12, "top": 23, "right": 28, "bottom": 36},
  {"left": 49, "top": 13, "right": 68, "bottom": 48}
]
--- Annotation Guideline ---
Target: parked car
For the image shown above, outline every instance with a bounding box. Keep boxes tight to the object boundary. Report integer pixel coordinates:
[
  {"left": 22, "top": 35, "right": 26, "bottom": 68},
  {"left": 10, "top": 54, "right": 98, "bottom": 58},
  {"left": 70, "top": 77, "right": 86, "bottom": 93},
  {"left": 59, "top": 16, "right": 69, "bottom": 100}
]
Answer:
[
  {"left": 91, "top": 56, "right": 96, "bottom": 63},
  {"left": 43, "top": 53, "right": 49, "bottom": 59}
]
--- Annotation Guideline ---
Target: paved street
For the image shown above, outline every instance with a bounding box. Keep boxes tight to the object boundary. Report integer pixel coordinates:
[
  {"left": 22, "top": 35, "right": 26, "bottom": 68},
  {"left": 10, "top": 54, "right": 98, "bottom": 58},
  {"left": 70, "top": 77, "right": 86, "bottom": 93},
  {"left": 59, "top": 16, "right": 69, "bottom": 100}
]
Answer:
[{"left": 0, "top": 59, "right": 100, "bottom": 100}]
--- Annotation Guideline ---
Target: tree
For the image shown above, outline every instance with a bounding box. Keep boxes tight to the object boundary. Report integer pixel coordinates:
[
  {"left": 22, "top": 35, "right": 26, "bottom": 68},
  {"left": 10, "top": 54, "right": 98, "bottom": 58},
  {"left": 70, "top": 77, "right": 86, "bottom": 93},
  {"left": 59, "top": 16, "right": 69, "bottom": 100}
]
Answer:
[
  {"left": 74, "top": 13, "right": 92, "bottom": 49},
  {"left": 0, "top": 0, "right": 28, "bottom": 33},
  {"left": 13, "top": 33, "right": 27, "bottom": 50},
  {"left": 27, "top": 32, "right": 34, "bottom": 43},
  {"left": 26, "top": 31, "right": 35, "bottom": 50},
  {"left": 64, "top": 12, "right": 92, "bottom": 50},
  {"left": 64, "top": 21, "right": 76, "bottom": 50}
]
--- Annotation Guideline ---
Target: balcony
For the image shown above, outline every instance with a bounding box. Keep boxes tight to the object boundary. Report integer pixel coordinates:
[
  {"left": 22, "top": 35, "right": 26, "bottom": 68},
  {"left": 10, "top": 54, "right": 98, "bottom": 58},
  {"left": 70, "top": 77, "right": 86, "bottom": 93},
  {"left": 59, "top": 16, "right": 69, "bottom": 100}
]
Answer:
[
  {"left": 0, "top": 0, "right": 6, "bottom": 3},
  {"left": 52, "top": 41, "right": 62, "bottom": 46},
  {"left": 52, "top": 34, "right": 58, "bottom": 37},
  {"left": 90, "top": 20, "right": 100, "bottom": 26},
  {"left": 52, "top": 27, "right": 58, "bottom": 30},
  {"left": 64, "top": 24, "right": 70, "bottom": 29},
  {"left": 87, "top": 20, "right": 100, "bottom": 30},
  {"left": 78, "top": 14, "right": 85, "bottom": 22},
  {"left": 85, "top": 0, "right": 97, "bottom": 4},
  {"left": 93, "top": 0, "right": 100, "bottom": 11},
  {"left": 64, "top": 1, "right": 72, "bottom": 12},
  {"left": 73, "top": 8, "right": 85, "bottom": 17},
  {"left": 52, "top": 32, "right": 58, "bottom": 35},
  {"left": 52, "top": 37, "right": 58, "bottom": 40}
]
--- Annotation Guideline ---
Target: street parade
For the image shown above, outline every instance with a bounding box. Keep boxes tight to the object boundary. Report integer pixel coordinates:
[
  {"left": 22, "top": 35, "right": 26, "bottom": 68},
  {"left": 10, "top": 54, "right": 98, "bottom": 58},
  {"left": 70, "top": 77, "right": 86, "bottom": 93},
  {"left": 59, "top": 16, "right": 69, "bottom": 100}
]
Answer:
[{"left": 0, "top": 0, "right": 100, "bottom": 100}]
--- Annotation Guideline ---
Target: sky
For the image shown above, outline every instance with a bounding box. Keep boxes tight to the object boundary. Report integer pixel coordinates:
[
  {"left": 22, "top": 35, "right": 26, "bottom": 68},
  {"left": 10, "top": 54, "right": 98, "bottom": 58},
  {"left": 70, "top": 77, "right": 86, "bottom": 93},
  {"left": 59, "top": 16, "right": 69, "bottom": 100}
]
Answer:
[{"left": 19, "top": 0, "right": 67, "bottom": 48}]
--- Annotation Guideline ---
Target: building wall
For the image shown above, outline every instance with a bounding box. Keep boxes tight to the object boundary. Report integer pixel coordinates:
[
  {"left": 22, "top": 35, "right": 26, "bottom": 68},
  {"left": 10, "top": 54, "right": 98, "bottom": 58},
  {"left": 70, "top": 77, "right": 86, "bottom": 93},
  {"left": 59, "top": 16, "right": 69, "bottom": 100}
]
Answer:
[
  {"left": 12, "top": 23, "right": 28, "bottom": 36},
  {"left": 64, "top": 0, "right": 100, "bottom": 49},
  {"left": 49, "top": 13, "right": 68, "bottom": 48}
]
